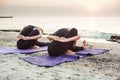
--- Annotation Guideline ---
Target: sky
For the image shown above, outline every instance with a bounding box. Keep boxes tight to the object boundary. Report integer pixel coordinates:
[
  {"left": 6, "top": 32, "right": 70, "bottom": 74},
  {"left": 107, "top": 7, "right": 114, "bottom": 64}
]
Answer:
[{"left": 0, "top": 0, "right": 120, "bottom": 16}]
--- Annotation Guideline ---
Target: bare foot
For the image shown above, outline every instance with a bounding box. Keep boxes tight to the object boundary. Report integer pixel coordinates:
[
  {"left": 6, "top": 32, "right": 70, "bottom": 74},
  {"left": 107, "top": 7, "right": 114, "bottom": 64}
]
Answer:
[
  {"left": 31, "top": 45, "right": 40, "bottom": 49},
  {"left": 66, "top": 50, "right": 76, "bottom": 55},
  {"left": 83, "top": 40, "right": 87, "bottom": 50}
]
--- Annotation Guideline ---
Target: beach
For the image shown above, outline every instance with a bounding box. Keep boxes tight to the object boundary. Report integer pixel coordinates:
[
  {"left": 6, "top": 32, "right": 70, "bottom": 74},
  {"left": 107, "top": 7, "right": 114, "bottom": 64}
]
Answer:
[{"left": 0, "top": 31, "right": 120, "bottom": 80}]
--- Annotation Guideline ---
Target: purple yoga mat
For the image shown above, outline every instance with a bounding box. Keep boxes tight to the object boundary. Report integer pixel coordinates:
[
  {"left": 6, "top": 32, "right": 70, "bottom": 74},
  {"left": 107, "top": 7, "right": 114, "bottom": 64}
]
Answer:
[
  {"left": 22, "top": 54, "right": 79, "bottom": 67},
  {"left": 76, "top": 48, "right": 109, "bottom": 55},
  {"left": 0, "top": 46, "right": 48, "bottom": 54},
  {"left": 21, "top": 48, "right": 109, "bottom": 67}
]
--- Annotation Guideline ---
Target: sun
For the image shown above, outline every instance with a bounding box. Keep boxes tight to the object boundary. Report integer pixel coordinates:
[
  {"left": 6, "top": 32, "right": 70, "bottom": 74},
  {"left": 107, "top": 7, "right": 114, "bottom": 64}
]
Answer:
[
  {"left": 82, "top": 0, "right": 106, "bottom": 12},
  {"left": 79, "top": 0, "right": 116, "bottom": 12}
]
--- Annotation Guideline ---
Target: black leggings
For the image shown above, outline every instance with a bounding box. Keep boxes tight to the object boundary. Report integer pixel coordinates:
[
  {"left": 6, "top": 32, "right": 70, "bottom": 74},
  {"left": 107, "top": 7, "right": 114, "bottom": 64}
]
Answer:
[
  {"left": 48, "top": 28, "right": 83, "bottom": 57},
  {"left": 17, "top": 25, "right": 49, "bottom": 49}
]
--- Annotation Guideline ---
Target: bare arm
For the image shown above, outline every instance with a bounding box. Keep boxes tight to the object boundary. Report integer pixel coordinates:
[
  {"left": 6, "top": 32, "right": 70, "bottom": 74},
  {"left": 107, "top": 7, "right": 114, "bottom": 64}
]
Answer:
[
  {"left": 47, "top": 35, "right": 59, "bottom": 41},
  {"left": 58, "top": 35, "right": 80, "bottom": 42},
  {"left": 17, "top": 26, "right": 26, "bottom": 39},
  {"left": 47, "top": 35, "right": 80, "bottom": 42},
  {"left": 22, "top": 34, "right": 41, "bottom": 40},
  {"left": 23, "top": 28, "right": 43, "bottom": 40},
  {"left": 18, "top": 28, "right": 43, "bottom": 40},
  {"left": 17, "top": 29, "right": 23, "bottom": 40}
]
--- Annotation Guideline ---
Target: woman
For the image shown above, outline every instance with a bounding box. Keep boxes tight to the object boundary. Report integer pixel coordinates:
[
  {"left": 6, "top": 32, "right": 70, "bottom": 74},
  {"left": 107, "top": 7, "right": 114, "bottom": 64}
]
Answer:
[
  {"left": 17, "top": 25, "right": 49, "bottom": 49},
  {"left": 47, "top": 28, "right": 87, "bottom": 57}
]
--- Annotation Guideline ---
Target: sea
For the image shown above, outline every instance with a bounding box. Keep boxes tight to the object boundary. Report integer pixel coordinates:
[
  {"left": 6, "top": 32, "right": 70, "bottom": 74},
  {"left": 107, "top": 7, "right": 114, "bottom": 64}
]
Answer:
[{"left": 0, "top": 17, "right": 120, "bottom": 43}]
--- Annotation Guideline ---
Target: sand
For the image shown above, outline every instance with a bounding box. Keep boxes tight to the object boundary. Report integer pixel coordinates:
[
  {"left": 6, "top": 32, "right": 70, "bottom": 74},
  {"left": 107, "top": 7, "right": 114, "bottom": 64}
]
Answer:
[{"left": 0, "top": 31, "right": 120, "bottom": 80}]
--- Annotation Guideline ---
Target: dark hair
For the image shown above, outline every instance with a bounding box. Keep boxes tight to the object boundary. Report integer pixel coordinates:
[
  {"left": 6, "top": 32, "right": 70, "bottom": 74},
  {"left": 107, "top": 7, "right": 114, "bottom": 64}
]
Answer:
[
  {"left": 65, "top": 28, "right": 78, "bottom": 38},
  {"left": 36, "top": 26, "right": 48, "bottom": 35},
  {"left": 27, "top": 25, "right": 48, "bottom": 35}
]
